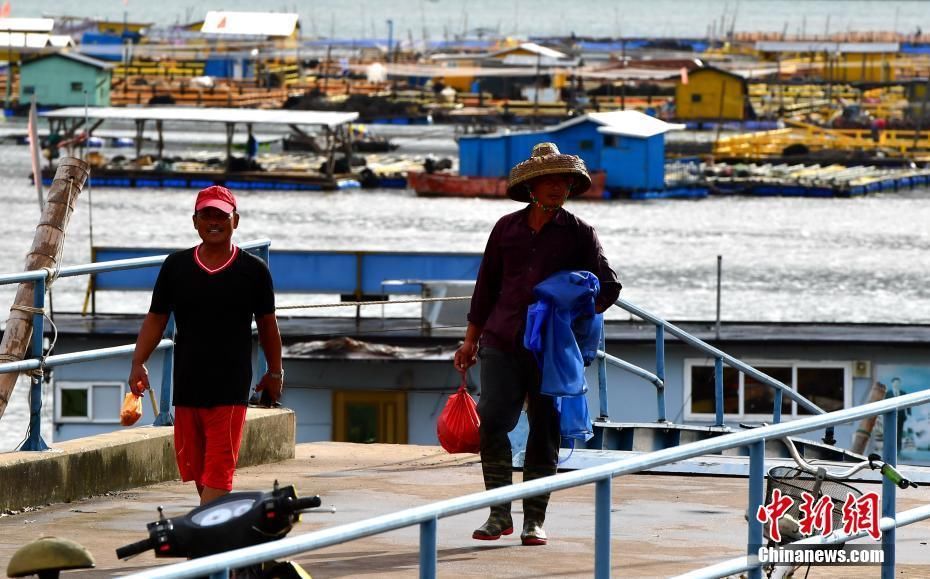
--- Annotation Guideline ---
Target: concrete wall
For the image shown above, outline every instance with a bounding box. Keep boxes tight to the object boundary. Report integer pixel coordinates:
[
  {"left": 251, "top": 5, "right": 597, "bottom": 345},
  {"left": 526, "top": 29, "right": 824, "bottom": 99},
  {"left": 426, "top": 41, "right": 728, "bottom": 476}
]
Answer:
[
  {"left": 283, "top": 357, "right": 461, "bottom": 446},
  {"left": 0, "top": 407, "right": 295, "bottom": 511}
]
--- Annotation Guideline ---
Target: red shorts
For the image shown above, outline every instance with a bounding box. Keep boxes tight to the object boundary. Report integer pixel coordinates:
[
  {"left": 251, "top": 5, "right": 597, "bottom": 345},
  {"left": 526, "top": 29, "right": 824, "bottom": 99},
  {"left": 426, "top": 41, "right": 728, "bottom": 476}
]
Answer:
[{"left": 173, "top": 405, "right": 247, "bottom": 491}]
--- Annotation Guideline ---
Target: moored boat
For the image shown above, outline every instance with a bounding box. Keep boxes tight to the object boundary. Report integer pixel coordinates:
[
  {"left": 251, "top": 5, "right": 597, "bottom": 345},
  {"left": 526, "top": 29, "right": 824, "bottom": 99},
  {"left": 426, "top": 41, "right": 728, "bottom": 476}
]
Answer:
[{"left": 408, "top": 169, "right": 608, "bottom": 199}]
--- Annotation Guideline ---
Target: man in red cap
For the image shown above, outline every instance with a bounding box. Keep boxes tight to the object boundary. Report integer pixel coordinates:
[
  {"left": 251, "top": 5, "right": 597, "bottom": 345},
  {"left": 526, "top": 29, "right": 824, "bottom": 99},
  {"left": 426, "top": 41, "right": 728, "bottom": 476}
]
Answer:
[{"left": 128, "top": 185, "right": 283, "bottom": 505}]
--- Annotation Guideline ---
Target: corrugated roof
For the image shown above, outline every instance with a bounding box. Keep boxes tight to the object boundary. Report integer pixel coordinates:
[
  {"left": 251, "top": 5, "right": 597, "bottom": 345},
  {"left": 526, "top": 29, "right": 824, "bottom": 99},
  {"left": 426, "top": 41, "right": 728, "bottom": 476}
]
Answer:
[
  {"left": 755, "top": 41, "right": 900, "bottom": 54},
  {"left": 48, "top": 35, "right": 75, "bottom": 48},
  {"left": 552, "top": 110, "right": 685, "bottom": 138},
  {"left": 348, "top": 63, "right": 546, "bottom": 78},
  {"left": 40, "top": 107, "right": 358, "bottom": 128},
  {"left": 0, "top": 32, "right": 55, "bottom": 49},
  {"left": 488, "top": 42, "right": 568, "bottom": 60},
  {"left": 25, "top": 51, "right": 114, "bottom": 70},
  {"left": 0, "top": 18, "right": 54, "bottom": 33},
  {"left": 201, "top": 11, "right": 298, "bottom": 37}
]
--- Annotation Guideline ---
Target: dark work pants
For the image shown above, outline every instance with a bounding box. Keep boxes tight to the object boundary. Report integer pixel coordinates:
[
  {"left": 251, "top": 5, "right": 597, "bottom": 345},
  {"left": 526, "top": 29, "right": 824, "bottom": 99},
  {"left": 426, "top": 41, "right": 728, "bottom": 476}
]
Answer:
[{"left": 477, "top": 346, "right": 560, "bottom": 524}]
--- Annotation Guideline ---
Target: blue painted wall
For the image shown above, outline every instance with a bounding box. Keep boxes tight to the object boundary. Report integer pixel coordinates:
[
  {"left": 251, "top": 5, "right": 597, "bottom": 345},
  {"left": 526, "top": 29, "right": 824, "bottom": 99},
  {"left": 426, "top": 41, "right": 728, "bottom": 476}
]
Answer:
[
  {"left": 92, "top": 248, "right": 483, "bottom": 296},
  {"left": 458, "top": 118, "right": 667, "bottom": 191},
  {"left": 548, "top": 122, "right": 602, "bottom": 170}
]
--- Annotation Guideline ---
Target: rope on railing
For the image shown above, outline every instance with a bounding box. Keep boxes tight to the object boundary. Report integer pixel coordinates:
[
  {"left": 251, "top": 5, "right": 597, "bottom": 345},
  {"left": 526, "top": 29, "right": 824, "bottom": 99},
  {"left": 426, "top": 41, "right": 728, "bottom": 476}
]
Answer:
[
  {"left": 6, "top": 305, "right": 60, "bottom": 379},
  {"left": 275, "top": 296, "right": 471, "bottom": 310}
]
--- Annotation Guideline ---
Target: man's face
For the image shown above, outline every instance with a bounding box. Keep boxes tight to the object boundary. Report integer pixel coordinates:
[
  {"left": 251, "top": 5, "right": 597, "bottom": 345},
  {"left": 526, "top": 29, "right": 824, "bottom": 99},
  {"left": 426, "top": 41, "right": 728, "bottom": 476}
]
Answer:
[
  {"left": 530, "top": 174, "right": 573, "bottom": 207},
  {"left": 193, "top": 207, "right": 238, "bottom": 244}
]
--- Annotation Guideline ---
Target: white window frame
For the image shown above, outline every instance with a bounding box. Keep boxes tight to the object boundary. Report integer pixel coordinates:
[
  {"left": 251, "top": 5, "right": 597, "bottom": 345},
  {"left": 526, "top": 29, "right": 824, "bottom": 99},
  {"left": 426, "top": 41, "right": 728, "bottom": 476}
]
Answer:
[
  {"left": 683, "top": 359, "right": 853, "bottom": 422},
  {"left": 55, "top": 381, "right": 125, "bottom": 424}
]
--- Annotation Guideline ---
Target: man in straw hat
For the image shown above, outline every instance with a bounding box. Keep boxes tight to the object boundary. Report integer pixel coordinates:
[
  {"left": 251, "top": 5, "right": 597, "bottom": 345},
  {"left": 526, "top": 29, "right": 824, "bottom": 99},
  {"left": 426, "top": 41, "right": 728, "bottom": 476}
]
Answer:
[{"left": 454, "top": 142, "right": 621, "bottom": 545}]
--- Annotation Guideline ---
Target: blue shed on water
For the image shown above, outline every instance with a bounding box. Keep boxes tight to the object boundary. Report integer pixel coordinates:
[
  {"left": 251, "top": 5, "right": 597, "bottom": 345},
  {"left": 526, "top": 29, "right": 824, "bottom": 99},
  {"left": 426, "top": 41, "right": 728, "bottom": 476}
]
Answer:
[{"left": 458, "top": 110, "right": 684, "bottom": 194}]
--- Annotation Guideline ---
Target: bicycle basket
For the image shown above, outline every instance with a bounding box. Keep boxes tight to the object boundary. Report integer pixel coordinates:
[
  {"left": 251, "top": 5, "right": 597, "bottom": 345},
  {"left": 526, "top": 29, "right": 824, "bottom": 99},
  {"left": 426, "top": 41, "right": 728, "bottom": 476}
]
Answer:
[{"left": 765, "top": 466, "right": 863, "bottom": 541}]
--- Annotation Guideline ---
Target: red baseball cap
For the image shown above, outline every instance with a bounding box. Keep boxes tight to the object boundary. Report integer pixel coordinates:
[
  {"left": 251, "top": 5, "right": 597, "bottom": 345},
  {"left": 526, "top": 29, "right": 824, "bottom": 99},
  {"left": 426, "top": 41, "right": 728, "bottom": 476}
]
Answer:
[{"left": 195, "top": 185, "right": 237, "bottom": 214}]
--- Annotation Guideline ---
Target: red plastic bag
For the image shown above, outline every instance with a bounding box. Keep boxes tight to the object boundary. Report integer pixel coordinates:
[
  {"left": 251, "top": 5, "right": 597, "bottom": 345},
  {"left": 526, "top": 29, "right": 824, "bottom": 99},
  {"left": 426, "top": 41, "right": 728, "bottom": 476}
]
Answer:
[{"left": 437, "top": 378, "right": 481, "bottom": 454}]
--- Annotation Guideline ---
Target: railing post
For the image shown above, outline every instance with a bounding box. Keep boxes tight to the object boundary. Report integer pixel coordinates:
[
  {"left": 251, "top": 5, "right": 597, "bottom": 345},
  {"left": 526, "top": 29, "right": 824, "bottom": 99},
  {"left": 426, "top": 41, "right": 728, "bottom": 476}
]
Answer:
[
  {"left": 419, "top": 517, "right": 437, "bottom": 579},
  {"left": 595, "top": 476, "right": 612, "bottom": 579},
  {"left": 747, "top": 439, "right": 765, "bottom": 579},
  {"left": 20, "top": 277, "right": 49, "bottom": 451},
  {"left": 655, "top": 325, "right": 666, "bottom": 422},
  {"left": 714, "top": 357, "right": 725, "bottom": 427},
  {"left": 155, "top": 314, "right": 175, "bottom": 426},
  {"left": 597, "top": 319, "right": 608, "bottom": 420},
  {"left": 772, "top": 389, "right": 782, "bottom": 424},
  {"left": 881, "top": 409, "right": 897, "bottom": 579},
  {"left": 208, "top": 570, "right": 229, "bottom": 579}
]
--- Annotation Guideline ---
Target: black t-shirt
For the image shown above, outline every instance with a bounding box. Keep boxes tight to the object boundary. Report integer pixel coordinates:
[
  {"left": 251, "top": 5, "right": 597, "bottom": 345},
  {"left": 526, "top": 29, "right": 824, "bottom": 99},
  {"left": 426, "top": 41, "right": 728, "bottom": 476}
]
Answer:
[{"left": 149, "top": 246, "right": 275, "bottom": 407}]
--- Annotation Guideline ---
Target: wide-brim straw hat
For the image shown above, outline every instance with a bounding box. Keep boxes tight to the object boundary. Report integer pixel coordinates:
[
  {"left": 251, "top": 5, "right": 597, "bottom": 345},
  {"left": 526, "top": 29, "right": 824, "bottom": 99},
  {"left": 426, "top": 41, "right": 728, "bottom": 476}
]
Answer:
[{"left": 506, "top": 142, "right": 592, "bottom": 202}]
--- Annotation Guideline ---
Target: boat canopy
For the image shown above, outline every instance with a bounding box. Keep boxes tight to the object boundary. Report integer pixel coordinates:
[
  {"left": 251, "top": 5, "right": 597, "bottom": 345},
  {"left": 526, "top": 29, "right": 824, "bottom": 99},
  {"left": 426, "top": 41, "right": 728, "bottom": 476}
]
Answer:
[{"left": 40, "top": 107, "right": 358, "bottom": 129}]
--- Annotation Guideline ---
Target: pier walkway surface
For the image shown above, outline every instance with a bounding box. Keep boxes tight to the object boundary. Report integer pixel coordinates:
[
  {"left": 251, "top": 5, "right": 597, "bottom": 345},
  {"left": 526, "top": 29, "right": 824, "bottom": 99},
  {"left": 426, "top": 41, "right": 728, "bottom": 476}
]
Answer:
[{"left": 1, "top": 442, "right": 928, "bottom": 578}]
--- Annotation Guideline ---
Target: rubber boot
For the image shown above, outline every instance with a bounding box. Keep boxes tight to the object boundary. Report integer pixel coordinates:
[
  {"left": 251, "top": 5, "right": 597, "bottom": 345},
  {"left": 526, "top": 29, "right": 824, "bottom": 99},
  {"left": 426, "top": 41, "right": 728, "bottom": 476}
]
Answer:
[
  {"left": 521, "top": 464, "right": 556, "bottom": 545},
  {"left": 472, "top": 458, "right": 514, "bottom": 540}
]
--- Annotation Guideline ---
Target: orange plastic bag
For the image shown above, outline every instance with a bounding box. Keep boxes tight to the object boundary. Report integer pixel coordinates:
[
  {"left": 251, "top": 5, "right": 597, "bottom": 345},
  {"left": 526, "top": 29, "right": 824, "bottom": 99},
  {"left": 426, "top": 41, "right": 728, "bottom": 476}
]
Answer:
[
  {"left": 120, "top": 392, "right": 143, "bottom": 426},
  {"left": 437, "top": 378, "right": 480, "bottom": 454}
]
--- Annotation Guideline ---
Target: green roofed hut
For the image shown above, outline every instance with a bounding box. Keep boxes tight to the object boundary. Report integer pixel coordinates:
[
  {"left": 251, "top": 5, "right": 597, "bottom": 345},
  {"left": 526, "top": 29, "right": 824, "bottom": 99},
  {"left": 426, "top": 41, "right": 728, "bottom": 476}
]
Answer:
[{"left": 20, "top": 52, "right": 113, "bottom": 107}]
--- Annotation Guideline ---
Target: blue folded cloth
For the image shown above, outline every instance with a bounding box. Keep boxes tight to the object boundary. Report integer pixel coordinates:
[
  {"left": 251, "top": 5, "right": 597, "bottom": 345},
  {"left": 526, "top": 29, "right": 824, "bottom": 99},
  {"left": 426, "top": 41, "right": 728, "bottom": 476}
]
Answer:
[
  {"left": 524, "top": 270, "right": 602, "bottom": 397},
  {"left": 524, "top": 270, "right": 602, "bottom": 442}
]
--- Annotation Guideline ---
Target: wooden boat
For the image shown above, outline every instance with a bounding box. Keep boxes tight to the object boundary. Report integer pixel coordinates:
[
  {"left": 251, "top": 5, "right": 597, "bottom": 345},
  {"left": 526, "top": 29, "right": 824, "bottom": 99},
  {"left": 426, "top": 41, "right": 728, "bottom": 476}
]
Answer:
[{"left": 408, "top": 170, "right": 608, "bottom": 200}]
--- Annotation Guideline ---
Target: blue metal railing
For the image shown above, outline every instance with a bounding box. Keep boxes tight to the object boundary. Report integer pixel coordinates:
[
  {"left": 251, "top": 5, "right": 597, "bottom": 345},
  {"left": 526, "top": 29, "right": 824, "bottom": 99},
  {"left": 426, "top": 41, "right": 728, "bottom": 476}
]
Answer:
[
  {"left": 0, "top": 239, "right": 272, "bottom": 449},
  {"left": 123, "top": 389, "right": 930, "bottom": 579},
  {"left": 596, "top": 297, "right": 834, "bottom": 444}
]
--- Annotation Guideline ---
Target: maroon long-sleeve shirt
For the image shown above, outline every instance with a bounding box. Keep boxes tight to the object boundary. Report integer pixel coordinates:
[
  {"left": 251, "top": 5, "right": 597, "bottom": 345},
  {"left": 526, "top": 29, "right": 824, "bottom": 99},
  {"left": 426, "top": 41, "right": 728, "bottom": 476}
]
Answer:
[{"left": 467, "top": 206, "right": 622, "bottom": 352}]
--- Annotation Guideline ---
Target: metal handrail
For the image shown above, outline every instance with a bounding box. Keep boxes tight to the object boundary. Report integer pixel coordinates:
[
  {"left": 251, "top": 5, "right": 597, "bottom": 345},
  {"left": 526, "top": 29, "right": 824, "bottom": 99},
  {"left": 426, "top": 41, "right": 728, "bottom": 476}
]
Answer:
[
  {"left": 0, "top": 340, "right": 174, "bottom": 374},
  {"left": 606, "top": 298, "right": 836, "bottom": 444},
  {"left": 122, "top": 388, "right": 930, "bottom": 579},
  {"left": 596, "top": 350, "right": 663, "bottom": 388},
  {"left": 0, "top": 238, "right": 272, "bottom": 285},
  {"left": 614, "top": 297, "right": 824, "bottom": 415}
]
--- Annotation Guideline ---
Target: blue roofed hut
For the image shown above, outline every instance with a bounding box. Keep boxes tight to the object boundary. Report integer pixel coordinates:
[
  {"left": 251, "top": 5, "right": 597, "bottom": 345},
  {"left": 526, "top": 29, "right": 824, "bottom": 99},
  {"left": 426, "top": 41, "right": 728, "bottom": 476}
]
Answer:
[{"left": 457, "top": 110, "right": 686, "bottom": 197}]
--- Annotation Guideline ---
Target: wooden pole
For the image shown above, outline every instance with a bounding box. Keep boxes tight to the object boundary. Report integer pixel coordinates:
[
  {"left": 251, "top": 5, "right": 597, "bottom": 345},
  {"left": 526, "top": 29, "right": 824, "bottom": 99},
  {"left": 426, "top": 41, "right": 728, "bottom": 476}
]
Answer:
[
  {"left": 851, "top": 381, "right": 888, "bottom": 454},
  {"left": 0, "top": 157, "right": 89, "bottom": 421}
]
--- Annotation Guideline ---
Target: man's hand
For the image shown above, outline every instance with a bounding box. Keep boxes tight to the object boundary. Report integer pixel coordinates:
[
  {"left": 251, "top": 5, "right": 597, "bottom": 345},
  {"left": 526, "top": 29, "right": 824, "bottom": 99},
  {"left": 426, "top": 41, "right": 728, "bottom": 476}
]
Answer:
[
  {"left": 128, "top": 363, "right": 149, "bottom": 396},
  {"left": 453, "top": 340, "right": 479, "bottom": 374},
  {"left": 255, "top": 372, "right": 283, "bottom": 406}
]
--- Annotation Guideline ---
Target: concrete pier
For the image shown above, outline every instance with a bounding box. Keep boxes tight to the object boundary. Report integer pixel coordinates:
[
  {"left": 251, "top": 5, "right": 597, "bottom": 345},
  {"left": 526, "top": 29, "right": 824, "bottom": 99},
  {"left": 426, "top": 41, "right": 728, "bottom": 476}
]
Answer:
[
  {"left": 1, "top": 441, "right": 927, "bottom": 577},
  {"left": 0, "top": 407, "right": 295, "bottom": 512}
]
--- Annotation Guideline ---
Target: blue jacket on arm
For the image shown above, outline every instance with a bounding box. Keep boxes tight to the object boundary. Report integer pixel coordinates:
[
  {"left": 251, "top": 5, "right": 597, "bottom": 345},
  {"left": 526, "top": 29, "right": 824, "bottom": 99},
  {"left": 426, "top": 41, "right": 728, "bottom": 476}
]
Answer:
[{"left": 524, "top": 270, "right": 603, "bottom": 398}]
